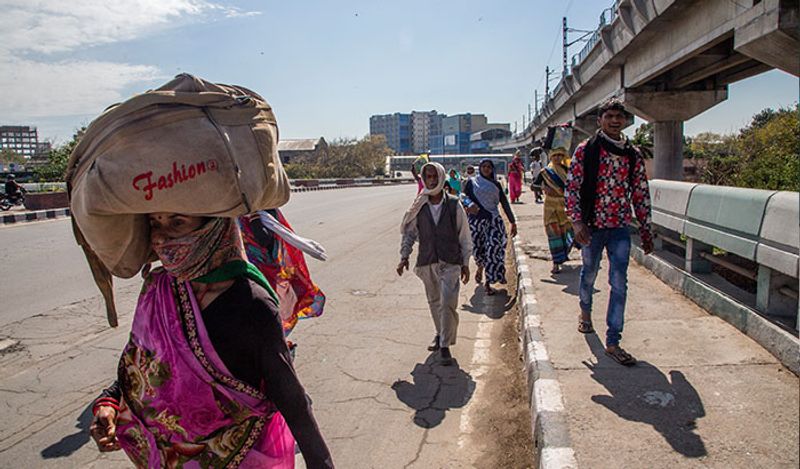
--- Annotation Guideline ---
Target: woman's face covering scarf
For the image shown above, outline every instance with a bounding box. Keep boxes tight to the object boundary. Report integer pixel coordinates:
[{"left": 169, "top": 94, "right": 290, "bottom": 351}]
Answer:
[
  {"left": 152, "top": 217, "right": 244, "bottom": 282},
  {"left": 469, "top": 159, "right": 501, "bottom": 213},
  {"left": 400, "top": 162, "right": 446, "bottom": 233}
]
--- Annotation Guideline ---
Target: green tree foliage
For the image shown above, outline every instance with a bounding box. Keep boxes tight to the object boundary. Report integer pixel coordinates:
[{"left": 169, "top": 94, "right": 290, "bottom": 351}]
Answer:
[
  {"left": 36, "top": 127, "right": 86, "bottom": 182},
  {"left": 631, "top": 123, "right": 654, "bottom": 158},
  {"left": 0, "top": 148, "right": 27, "bottom": 166},
  {"left": 734, "top": 104, "right": 799, "bottom": 191},
  {"left": 632, "top": 123, "right": 653, "bottom": 146},
  {"left": 284, "top": 135, "right": 391, "bottom": 179},
  {"left": 693, "top": 105, "right": 798, "bottom": 191}
]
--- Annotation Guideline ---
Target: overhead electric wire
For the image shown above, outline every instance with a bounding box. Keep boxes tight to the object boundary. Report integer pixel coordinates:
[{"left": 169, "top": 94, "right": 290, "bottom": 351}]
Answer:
[{"left": 537, "top": 0, "right": 574, "bottom": 91}]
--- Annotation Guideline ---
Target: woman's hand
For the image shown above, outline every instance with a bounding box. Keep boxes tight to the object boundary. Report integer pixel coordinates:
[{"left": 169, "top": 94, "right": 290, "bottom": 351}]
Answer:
[
  {"left": 465, "top": 204, "right": 480, "bottom": 215},
  {"left": 90, "top": 406, "right": 120, "bottom": 452},
  {"left": 509, "top": 223, "right": 518, "bottom": 238}
]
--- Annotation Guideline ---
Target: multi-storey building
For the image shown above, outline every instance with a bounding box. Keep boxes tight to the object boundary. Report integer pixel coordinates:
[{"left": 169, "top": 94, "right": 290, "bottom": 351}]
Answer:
[
  {"left": 438, "top": 114, "right": 489, "bottom": 154},
  {"left": 369, "top": 113, "right": 412, "bottom": 154},
  {"left": 410, "top": 111, "right": 444, "bottom": 154},
  {"left": 0, "top": 126, "right": 39, "bottom": 158},
  {"left": 373, "top": 111, "right": 509, "bottom": 155}
]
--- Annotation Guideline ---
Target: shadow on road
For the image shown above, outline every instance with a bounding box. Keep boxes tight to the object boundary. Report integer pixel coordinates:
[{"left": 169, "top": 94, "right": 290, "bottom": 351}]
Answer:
[
  {"left": 391, "top": 353, "right": 475, "bottom": 428},
  {"left": 539, "top": 263, "right": 588, "bottom": 297},
  {"left": 41, "top": 403, "right": 93, "bottom": 459},
  {"left": 582, "top": 334, "right": 707, "bottom": 458},
  {"left": 462, "top": 286, "right": 515, "bottom": 319}
]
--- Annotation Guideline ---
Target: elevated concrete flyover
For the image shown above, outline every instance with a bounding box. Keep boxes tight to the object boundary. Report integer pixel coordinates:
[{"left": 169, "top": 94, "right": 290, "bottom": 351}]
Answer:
[{"left": 497, "top": 0, "right": 799, "bottom": 179}]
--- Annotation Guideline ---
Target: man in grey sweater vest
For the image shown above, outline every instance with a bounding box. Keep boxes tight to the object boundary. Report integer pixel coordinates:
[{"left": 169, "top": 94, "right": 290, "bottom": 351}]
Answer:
[{"left": 398, "top": 162, "right": 472, "bottom": 366}]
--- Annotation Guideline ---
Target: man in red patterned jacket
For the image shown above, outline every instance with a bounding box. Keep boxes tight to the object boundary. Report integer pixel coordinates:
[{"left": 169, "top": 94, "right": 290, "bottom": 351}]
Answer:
[{"left": 565, "top": 98, "right": 653, "bottom": 367}]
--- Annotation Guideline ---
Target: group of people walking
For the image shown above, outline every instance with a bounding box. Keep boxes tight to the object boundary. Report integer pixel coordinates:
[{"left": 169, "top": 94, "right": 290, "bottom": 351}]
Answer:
[
  {"left": 399, "top": 158, "right": 518, "bottom": 364},
  {"left": 83, "top": 76, "right": 651, "bottom": 469},
  {"left": 400, "top": 98, "right": 654, "bottom": 372}
]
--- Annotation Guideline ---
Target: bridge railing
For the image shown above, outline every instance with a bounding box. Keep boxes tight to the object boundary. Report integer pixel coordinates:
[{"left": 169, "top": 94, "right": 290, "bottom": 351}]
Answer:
[{"left": 648, "top": 179, "right": 799, "bottom": 332}]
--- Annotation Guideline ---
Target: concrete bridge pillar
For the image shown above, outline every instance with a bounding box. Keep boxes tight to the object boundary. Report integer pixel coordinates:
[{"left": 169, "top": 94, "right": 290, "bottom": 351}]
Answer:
[
  {"left": 622, "top": 88, "right": 728, "bottom": 180},
  {"left": 653, "top": 121, "right": 684, "bottom": 180}
]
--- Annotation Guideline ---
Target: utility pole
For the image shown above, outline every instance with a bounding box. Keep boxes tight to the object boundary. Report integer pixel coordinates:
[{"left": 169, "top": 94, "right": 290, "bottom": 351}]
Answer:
[
  {"left": 528, "top": 103, "right": 532, "bottom": 122},
  {"left": 534, "top": 90, "right": 538, "bottom": 113},
  {"left": 545, "top": 66, "right": 550, "bottom": 95},
  {"left": 563, "top": 17, "right": 594, "bottom": 75},
  {"left": 563, "top": 17, "right": 568, "bottom": 77}
]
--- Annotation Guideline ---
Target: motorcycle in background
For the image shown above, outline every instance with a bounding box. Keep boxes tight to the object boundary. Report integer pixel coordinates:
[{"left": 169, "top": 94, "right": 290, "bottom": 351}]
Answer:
[{"left": 0, "top": 191, "right": 25, "bottom": 211}]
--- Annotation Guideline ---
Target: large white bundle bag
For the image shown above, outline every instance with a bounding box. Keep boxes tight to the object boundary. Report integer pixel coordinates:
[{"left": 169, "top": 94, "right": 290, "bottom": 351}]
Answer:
[{"left": 67, "top": 74, "right": 290, "bottom": 279}]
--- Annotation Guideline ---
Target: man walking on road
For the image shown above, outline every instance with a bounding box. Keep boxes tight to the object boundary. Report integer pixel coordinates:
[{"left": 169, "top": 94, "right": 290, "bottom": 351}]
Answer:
[
  {"left": 398, "top": 162, "right": 471, "bottom": 366},
  {"left": 565, "top": 98, "right": 654, "bottom": 367}
]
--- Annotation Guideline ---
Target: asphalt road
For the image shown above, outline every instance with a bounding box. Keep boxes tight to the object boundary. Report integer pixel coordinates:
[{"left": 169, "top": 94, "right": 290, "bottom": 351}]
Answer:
[{"left": 0, "top": 185, "right": 522, "bottom": 468}]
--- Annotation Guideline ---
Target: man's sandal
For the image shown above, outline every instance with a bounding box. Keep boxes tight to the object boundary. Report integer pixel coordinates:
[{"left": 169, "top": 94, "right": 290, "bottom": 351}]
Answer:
[
  {"left": 578, "top": 319, "right": 594, "bottom": 334},
  {"left": 605, "top": 347, "right": 637, "bottom": 366}
]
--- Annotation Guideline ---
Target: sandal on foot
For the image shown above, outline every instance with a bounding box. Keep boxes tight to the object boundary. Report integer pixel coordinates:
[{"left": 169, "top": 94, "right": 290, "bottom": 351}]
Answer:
[
  {"left": 485, "top": 284, "right": 496, "bottom": 296},
  {"left": 605, "top": 347, "right": 637, "bottom": 366},
  {"left": 577, "top": 319, "right": 594, "bottom": 334},
  {"left": 551, "top": 264, "right": 561, "bottom": 274},
  {"left": 475, "top": 268, "right": 483, "bottom": 284}
]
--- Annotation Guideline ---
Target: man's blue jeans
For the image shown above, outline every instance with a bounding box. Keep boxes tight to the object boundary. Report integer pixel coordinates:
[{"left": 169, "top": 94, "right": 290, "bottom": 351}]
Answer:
[{"left": 579, "top": 227, "right": 631, "bottom": 347}]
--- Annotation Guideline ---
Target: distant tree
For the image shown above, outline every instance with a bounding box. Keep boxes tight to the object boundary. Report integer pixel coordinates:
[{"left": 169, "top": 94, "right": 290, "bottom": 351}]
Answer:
[
  {"left": 314, "top": 135, "right": 390, "bottom": 178},
  {"left": 36, "top": 127, "right": 86, "bottom": 182},
  {"left": 631, "top": 122, "right": 653, "bottom": 158},
  {"left": 283, "top": 163, "right": 316, "bottom": 179},
  {"left": 280, "top": 134, "right": 390, "bottom": 179},
  {"left": 631, "top": 123, "right": 653, "bottom": 146},
  {"left": 692, "top": 132, "right": 740, "bottom": 186},
  {"left": 734, "top": 104, "right": 799, "bottom": 191},
  {"left": 0, "top": 148, "right": 26, "bottom": 166},
  {"left": 743, "top": 107, "right": 777, "bottom": 133},
  {"left": 691, "top": 104, "right": 799, "bottom": 191}
]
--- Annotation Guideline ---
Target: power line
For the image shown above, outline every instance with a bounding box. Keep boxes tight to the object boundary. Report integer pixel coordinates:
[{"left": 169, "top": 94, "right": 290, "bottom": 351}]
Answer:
[{"left": 538, "top": 0, "right": 575, "bottom": 91}]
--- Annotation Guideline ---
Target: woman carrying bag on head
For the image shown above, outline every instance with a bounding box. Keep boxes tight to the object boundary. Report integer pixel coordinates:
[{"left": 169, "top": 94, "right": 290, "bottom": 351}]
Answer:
[{"left": 72, "top": 74, "right": 334, "bottom": 468}]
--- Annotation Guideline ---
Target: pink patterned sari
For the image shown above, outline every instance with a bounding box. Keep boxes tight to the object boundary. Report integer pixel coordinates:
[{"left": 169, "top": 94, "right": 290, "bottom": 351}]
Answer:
[{"left": 115, "top": 270, "right": 295, "bottom": 468}]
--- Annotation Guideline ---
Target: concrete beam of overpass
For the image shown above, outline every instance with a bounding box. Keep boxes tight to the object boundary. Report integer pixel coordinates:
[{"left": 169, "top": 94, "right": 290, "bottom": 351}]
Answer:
[
  {"left": 734, "top": 0, "right": 800, "bottom": 76},
  {"left": 622, "top": 88, "right": 729, "bottom": 122}
]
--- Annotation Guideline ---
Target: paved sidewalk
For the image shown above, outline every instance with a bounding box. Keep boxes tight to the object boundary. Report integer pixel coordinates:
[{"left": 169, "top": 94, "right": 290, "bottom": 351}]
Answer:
[{"left": 512, "top": 194, "right": 799, "bottom": 469}]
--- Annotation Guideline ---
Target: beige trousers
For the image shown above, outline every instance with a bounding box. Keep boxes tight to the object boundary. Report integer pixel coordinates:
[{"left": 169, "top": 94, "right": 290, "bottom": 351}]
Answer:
[{"left": 414, "top": 262, "right": 461, "bottom": 347}]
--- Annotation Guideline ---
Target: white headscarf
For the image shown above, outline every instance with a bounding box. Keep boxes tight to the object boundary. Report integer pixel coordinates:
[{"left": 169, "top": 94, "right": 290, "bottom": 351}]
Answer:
[{"left": 400, "top": 162, "right": 446, "bottom": 233}]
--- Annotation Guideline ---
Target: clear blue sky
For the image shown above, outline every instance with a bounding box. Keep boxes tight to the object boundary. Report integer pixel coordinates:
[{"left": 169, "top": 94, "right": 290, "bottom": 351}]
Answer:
[{"left": 0, "top": 0, "right": 796, "bottom": 144}]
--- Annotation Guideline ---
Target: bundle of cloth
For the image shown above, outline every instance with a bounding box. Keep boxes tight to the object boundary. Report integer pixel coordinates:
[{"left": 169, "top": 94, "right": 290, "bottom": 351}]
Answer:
[
  {"left": 239, "top": 209, "right": 326, "bottom": 336},
  {"left": 67, "top": 73, "right": 323, "bottom": 329}
]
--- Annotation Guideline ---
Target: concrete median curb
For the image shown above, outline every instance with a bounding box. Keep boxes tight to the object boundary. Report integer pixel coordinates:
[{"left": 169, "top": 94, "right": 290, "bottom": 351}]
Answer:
[
  {"left": 511, "top": 237, "right": 578, "bottom": 469},
  {"left": 1, "top": 207, "right": 71, "bottom": 225}
]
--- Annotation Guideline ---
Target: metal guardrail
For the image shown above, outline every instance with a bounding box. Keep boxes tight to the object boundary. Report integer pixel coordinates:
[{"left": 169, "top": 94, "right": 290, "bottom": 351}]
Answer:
[
  {"left": 649, "top": 179, "right": 799, "bottom": 330},
  {"left": 571, "top": 3, "right": 618, "bottom": 70}
]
